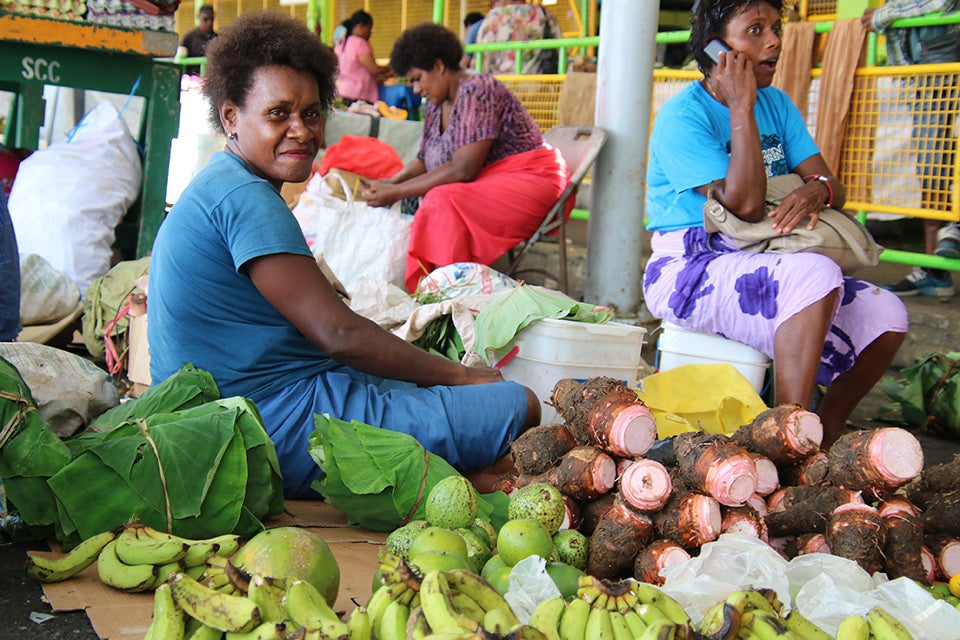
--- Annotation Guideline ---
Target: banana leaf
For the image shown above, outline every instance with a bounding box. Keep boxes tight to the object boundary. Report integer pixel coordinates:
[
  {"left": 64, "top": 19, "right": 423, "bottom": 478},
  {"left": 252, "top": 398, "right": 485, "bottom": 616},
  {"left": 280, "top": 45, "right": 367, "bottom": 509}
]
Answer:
[
  {"left": 308, "top": 414, "right": 509, "bottom": 532},
  {"left": 86, "top": 362, "right": 219, "bottom": 434},
  {"left": 0, "top": 357, "right": 72, "bottom": 539},
  {"left": 49, "top": 399, "right": 284, "bottom": 543},
  {"left": 881, "top": 351, "right": 960, "bottom": 437},
  {"left": 472, "top": 285, "right": 614, "bottom": 365}
]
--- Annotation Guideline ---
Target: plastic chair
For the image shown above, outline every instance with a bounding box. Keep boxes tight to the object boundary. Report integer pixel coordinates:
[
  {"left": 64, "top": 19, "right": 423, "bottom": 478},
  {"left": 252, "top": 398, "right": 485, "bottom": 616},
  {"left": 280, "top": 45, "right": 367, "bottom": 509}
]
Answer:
[{"left": 505, "top": 125, "right": 608, "bottom": 293}]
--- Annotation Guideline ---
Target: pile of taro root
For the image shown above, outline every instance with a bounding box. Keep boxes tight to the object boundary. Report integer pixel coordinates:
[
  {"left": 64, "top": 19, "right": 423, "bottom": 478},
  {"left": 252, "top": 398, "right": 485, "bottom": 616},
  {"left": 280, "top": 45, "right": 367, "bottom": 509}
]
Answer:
[{"left": 492, "top": 377, "right": 960, "bottom": 585}]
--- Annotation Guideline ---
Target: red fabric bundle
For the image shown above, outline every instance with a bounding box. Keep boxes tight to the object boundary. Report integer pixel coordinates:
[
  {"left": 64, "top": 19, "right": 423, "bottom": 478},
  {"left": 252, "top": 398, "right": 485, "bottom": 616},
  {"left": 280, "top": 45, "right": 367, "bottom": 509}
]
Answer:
[{"left": 315, "top": 135, "right": 404, "bottom": 180}]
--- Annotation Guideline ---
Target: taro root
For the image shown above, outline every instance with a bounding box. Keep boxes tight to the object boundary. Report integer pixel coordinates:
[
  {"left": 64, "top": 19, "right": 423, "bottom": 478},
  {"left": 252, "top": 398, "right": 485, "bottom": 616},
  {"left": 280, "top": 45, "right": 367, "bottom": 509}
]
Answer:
[
  {"left": 673, "top": 432, "right": 758, "bottom": 507},
  {"left": 878, "top": 497, "right": 927, "bottom": 583},
  {"left": 633, "top": 539, "right": 690, "bottom": 586},
  {"left": 510, "top": 423, "right": 579, "bottom": 476},
  {"left": 653, "top": 490, "right": 722, "bottom": 549},
  {"left": 764, "top": 485, "right": 863, "bottom": 537},
  {"left": 926, "top": 534, "right": 960, "bottom": 581},
  {"left": 778, "top": 450, "right": 831, "bottom": 487},
  {"left": 827, "top": 427, "right": 924, "bottom": 499},
  {"left": 516, "top": 445, "right": 617, "bottom": 502},
  {"left": 731, "top": 404, "right": 823, "bottom": 464},
  {"left": 586, "top": 497, "right": 654, "bottom": 579},
  {"left": 720, "top": 504, "right": 768, "bottom": 541},
  {"left": 618, "top": 458, "right": 672, "bottom": 512},
  {"left": 825, "top": 502, "right": 886, "bottom": 576}
]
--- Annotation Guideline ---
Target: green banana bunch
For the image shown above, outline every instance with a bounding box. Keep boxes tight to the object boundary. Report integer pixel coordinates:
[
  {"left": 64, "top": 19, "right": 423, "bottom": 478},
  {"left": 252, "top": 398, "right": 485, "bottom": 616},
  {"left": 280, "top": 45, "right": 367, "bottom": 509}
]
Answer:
[
  {"left": 529, "top": 595, "right": 565, "bottom": 640},
  {"left": 558, "top": 597, "right": 590, "bottom": 640},
  {"left": 25, "top": 529, "right": 117, "bottom": 583},
  {"left": 696, "top": 601, "right": 741, "bottom": 640},
  {"left": 583, "top": 605, "right": 613, "bottom": 640},
  {"left": 182, "top": 534, "right": 243, "bottom": 568},
  {"left": 284, "top": 579, "right": 347, "bottom": 636},
  {"left": 97, "top": 538, "right": 159, "bottom": 592},
  {"left": 115, "top": 524, "right": 190, "bottom": 566},
  {"left": 420, "top": 570, "right": 484, "bottom": 635},
  {"left": 630, "top": 581, "right": 691, "bottom": 627},
  {"left": 377, "top": 549, "right": 424, "bottom": 594},
  {"left": 865, "top": 606, "right": 915, "bottom": 640},
  {"left": 700, "top": 588, "right": 832, "bottom": 640},
  {"left": 185, "top": 622, "right": 226, "bottom": 640},
  {"left": 575, "top": 575, "right": 639, "bottom": 613},
  {"left": 738, "top": 609, "right": 797, "bottom": 639},
  {"left": 835, "top": 614, "right": 871, "bottom": 640},
  {"left": 223, "top": 620, "right": 298, "bottom": 640},
  {"left": 201, "top": 555, "right": 239, "bottom": 595},
  {"left": 345, "top": 605, "right": 371, "bottom": 640},
  {"left": 378, "top": 598, "right": 411, "bottom": 640},
  {"left": 144, "top": 582, "right": 186, "bottom": 640},
  {"left": 168, "top": 571, "right": 263, "bottom": 634},
  {"left": 247, "top": 575, "right": 287, "bottom": 623},
  {"left": 445, "top": 569, "right": 520, "bottom": 627}
]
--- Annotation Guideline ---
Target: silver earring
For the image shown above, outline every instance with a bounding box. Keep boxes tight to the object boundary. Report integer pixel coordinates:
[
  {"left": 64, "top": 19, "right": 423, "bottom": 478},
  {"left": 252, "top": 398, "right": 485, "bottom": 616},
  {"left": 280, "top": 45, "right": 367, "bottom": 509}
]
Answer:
[{"left": 227, "top": 132, "right": 237, "bottom": 141}]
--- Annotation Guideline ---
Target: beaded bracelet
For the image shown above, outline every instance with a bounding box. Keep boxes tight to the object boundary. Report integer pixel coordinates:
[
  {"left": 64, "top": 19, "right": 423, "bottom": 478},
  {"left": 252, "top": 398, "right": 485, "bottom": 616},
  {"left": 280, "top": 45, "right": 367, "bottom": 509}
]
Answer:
[{"left": 803, "top": 174, "right": 834, "bottom": 207}]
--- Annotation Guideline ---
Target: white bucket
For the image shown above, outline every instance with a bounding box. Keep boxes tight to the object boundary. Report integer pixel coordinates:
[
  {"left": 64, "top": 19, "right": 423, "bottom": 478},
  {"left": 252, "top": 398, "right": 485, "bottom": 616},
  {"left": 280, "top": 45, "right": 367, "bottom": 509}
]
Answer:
[
  {"left": 493, "top": 317, "right": 647, "bottom": 425},
  {"left": 656, "top": 321, "right": 771, "bottom": 392}
]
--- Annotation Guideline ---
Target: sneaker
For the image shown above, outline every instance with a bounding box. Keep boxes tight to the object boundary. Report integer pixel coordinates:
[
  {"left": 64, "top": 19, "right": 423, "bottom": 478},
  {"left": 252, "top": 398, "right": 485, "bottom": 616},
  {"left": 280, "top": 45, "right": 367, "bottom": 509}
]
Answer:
[
  {"left": 882, "top": 266, "right": 955, "bottom": 297},
  {"left": 935, "top": 223, "right": 960, "bottom": 260}
]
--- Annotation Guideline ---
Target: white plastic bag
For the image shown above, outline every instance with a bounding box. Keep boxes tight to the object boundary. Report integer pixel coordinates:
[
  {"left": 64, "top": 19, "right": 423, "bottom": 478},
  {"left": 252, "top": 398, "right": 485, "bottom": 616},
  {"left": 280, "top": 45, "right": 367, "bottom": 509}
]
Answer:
[
  {"left": 292, "top": 172, "right": 411, "bottom": 292},
  {"left": 8, "top": 101, "right": 142, "bottom": 297}
]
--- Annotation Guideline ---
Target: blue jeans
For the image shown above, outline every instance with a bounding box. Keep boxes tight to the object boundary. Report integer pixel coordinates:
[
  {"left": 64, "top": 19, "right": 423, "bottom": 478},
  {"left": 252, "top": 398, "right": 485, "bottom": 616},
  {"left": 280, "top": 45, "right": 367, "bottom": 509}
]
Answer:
[{"left": 0, "top": 194, "right": 20, "bottom": 341}]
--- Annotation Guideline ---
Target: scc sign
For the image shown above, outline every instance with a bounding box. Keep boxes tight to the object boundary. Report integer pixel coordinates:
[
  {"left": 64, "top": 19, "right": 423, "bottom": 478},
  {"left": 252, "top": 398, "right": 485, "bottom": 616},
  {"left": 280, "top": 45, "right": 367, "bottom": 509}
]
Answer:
[{"left": 20, "top": 56, "right": 61, "bottom": 83}]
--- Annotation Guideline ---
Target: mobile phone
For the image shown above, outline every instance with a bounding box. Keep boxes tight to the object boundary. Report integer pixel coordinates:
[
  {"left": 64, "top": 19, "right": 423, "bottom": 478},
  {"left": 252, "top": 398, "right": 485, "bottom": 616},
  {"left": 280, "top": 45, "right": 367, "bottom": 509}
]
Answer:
[{"left": 705, "top": 38, "right": 732, "bottom": 64}]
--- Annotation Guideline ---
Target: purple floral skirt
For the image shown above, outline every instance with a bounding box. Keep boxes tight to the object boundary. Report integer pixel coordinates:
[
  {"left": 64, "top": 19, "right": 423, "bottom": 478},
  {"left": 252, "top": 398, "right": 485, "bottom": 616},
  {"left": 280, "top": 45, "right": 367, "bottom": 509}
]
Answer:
[{"left": 643, "top": 228, "right": 909, "bottom": 386}]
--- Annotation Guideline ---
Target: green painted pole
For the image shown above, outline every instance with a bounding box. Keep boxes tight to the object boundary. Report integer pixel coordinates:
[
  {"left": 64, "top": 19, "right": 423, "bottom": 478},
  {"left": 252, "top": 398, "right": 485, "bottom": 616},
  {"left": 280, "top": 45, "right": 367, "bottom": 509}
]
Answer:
[{"left": 433, "top": 0, "right": 443, "bottom": 24}]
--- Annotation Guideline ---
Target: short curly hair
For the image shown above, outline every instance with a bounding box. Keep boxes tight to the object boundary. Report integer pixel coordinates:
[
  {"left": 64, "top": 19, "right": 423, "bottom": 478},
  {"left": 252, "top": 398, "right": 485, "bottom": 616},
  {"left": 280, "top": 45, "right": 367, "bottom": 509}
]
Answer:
[
  {"left": 389, "top": 22, "right": 463, "bottom": 77},
  {"left": 202, "top": 10, "right": 338, "bottom": 134},
  {"left": 689, "top": 0, "right": 783, "bottom": 75}
]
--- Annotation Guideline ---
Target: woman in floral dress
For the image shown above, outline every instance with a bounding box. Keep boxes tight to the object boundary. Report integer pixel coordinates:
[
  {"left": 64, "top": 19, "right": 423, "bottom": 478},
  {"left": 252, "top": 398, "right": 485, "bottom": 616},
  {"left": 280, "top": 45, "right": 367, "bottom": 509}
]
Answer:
[{"left": 644, "top": 0, "right": 908, "bottom": 448}]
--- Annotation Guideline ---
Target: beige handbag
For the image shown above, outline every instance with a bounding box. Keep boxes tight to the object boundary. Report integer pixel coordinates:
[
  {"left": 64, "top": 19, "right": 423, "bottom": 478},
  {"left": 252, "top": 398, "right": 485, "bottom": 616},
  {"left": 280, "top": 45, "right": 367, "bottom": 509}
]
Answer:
[{"left": 703, "top": 173, "right": 881, "bottom": 275}]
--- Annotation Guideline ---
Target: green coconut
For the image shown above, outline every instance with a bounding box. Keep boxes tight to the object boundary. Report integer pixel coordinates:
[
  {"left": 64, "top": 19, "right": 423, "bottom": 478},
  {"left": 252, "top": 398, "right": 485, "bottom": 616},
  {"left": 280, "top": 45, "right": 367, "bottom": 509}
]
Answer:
[{"left": 229, "top": 527, "right": 340, "bottom": 606}]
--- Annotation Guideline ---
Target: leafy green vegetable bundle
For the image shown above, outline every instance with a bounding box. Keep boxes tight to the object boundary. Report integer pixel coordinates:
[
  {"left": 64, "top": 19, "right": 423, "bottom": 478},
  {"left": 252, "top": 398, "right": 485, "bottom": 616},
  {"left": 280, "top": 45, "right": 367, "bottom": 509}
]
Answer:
[
  {"left": 308, "top": 414, "right": 509, "bottom": 532},
  {"left": 882, "top": 351, "right": 960, "bottom": 438}
]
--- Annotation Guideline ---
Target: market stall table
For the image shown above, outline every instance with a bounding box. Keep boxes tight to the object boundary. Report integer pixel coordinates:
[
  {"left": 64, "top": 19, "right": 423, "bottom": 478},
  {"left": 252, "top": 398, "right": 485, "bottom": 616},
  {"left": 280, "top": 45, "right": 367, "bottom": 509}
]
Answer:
[{"left": 0, "top": 11, "right": 180, "bottom": 259}]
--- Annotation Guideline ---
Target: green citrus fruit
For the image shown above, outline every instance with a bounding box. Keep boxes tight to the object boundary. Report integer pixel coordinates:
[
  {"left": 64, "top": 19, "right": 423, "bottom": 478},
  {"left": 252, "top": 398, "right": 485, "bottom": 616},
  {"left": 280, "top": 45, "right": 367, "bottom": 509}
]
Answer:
[
  {"left": 425, "top": 476, "right": 480, "bottom": 530},
  {"left": 496, "top": 518, "right": 554, "bottom": 566},
  {"left": 407, "top": 526, "right": 468, "bottom": 560}
]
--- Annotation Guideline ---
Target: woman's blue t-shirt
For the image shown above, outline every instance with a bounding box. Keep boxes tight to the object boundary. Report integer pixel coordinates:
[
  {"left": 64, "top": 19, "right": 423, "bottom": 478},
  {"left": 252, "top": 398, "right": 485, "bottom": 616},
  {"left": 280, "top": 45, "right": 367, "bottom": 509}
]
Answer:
[
  {"left": 646, "top": 82, "right": 820, "bottom": 232},
  {"left": 149, "top": 152, "right": 334, "bottom": 401}
]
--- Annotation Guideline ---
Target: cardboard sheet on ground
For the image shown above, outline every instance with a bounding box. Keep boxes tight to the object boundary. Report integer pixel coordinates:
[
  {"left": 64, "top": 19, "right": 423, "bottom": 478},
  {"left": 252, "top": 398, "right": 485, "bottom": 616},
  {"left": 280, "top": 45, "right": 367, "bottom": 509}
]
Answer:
[
  {"left": 637, "top": 364, "right": 768, "bottom": 437},
  {"left": 39, "top": 500, "right": 386, "bottom": 640}
]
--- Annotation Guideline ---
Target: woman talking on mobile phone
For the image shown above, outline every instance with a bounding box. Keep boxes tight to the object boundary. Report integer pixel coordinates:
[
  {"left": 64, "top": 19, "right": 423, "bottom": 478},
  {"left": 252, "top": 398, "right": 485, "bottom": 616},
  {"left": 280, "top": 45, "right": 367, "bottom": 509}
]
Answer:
[{"left": 643, "top": 0, "right": 907, "bottom": 448}]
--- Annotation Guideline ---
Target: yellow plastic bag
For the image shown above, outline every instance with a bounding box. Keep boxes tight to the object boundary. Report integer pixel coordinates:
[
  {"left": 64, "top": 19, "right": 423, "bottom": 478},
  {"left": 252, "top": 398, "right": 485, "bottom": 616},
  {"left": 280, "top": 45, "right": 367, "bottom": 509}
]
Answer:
[{"left": 636, "top": 364, "right": 768, "bottom": 438}]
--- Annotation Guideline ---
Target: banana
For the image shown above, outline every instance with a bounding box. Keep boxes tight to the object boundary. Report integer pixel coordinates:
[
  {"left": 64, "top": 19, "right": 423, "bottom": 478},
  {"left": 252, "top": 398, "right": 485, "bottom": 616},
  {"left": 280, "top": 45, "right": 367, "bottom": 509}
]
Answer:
[
  {"left": 509, "top": 626, "right": 551, "bottom": 640},
  {"left": 420, "top": 570, "right": 477, "bottom": 635},
  {"left": 639, "top": 619, "right": 677, "bottom": 640},
  {"left": 223, "top": 621, "right": 294, "bottom": 640},
  {"left": 623, "top": 609, "right": 649, "bottom": 638},
  {"left": 528, "top": 594, "right": 564, "bottom": 640},
  {"left": 25, "top": 529, "right": 117, "bottom": 583},
  {"left": 609, "top": 610, "right": 634, "bottom": 640},
  {"left": 284, "top": 579, "right": 342, "bottom": 630},
  {"left": 115, "top": 524, "right": 190, "bottom": 566},
  {"left": 407, "top": 606, "right": 433, "bottom": 640},
  {"left": 697, "top": 601, "right": 741, "bottom": 640},
  {"left": 780, "top": 608, "right": 832, "bottom": 640},
  {"left": 450, "top": 589, "right": 487, "bottom": 626},
  {"left": 865, "top": 606, "right": 914, "bottom": 640},
  {"left": 365, "top": 578, "right": 400, "bottom": 633},
  {"left": 98, "top": 539, "right": 159, "bottom": 592},
  {"left": 613, "top": 590, "right": 639, "bottom": 613},
  {"left": 150, "top": 560, "right": 187, "bottom": 589},
  {"left": 183, "top": 534, "right": 243, "bottom": 568},
  {"left": 186, "top": 623, "right": 226, "bottom": 640},
  {"left": 482, "top": 607, "right": 517, "bottom": 636},
  {"left": 444, "top": 569, "right": 517, "bottom": 622},
  {"left": 835, "top": 614, "right": 871, "bottom": 640},
  {"left": 726, "top": 590, "right": 778, "bottom": 618},
  {"left": 631, "top": 582, "right": 691, "bottom": 626},
  {"left": 144, "top": 582, "right": 185, "bottom": 640},
  {"left": 558, "top": 597, "right": 590, "bottom": 640},
  {"left": 168, "top": 571, "right": 262, "bottom": 633},
  {"left": 636, "top": 602, "right": 671, "bottom": 628},
  {"left": 584, "top": 605, "right": 613, "bottom": 640},
  {"left": 740, "top": 610, "right": 797, "bottom": 640},
  {"left": 185, "top": 563, "right": 208, "bottom": 581},
  {"left": 345, "top": 605, "right": 371, "bottom": 640},
  {"left": 378, "top": 599, "right": 411, "bottom": 640},
  {"left": 247, "top": 575, "right": 287, "bottom": 623}
]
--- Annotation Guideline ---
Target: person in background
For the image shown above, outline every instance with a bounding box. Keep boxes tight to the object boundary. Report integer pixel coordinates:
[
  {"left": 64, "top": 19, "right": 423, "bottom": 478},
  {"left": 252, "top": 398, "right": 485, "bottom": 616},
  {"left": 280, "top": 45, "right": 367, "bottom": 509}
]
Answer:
[
  {"left": 474, "top": 0, "right": 562, "bottom": 74},
  {"left": 460, "top": 10, "right": 486, "bottom": 69},
  {"left": 361, "top": 22, "right": 571, "bottom": 293},
  {"left": 0, "top": 192, "right": 19, "bottom": 342},
  {"left": 334, "top": 10, "right": 383, "bottom": 106},
  {"left": 148, "top": 11, "right": 540, "bottom": 499},
  {"left": 862, "top": 0, "right": 960, "bottom": 297},
  {"left": 644, "top": 0, "right": 907, "bottom": 449},
  {"left": 179, "top": 5, "right": 217, "bottom": 76}
]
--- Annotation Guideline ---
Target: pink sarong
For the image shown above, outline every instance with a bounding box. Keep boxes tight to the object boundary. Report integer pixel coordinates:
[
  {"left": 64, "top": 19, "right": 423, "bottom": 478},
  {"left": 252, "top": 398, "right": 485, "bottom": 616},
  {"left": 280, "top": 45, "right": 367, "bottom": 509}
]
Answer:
[{"left": 405, "top": 146, "right": 570, "bottom": 292}]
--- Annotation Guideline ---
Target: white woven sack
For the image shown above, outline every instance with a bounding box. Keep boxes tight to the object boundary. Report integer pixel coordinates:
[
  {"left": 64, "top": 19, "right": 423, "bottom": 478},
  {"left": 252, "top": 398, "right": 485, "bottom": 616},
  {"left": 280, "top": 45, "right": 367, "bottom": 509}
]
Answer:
[{"left": 8, "top": 101, "right": 142, "bottom": 297}]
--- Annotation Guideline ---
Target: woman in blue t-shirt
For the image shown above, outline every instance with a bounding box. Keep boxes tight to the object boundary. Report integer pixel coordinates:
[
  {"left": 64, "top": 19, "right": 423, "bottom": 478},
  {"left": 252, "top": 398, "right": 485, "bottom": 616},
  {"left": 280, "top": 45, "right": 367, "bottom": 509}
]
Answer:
[
  {"left": 148, "top": 11, "right": 540, "bottom": 498},
  {"left": 644, "top": 0, "right": 907, "bottom": 448}
]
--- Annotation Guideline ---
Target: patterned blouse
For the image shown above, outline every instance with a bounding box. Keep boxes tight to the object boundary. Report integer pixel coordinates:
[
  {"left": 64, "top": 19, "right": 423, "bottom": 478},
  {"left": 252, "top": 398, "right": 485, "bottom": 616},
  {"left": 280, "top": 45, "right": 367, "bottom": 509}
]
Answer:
[
  {"left": 475, "top": 3, "right": 562, "bottom": 74},
  {"left": 418, "top": 73, "right": 544, "bottom": 171}
]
